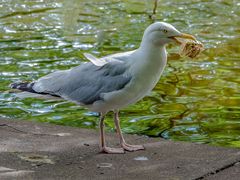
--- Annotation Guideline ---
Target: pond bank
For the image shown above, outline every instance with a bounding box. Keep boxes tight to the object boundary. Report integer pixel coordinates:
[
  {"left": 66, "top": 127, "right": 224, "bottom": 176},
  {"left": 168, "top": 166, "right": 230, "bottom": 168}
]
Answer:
[{"left": 0, "top": 117, "right": 239, "bottom": 180}]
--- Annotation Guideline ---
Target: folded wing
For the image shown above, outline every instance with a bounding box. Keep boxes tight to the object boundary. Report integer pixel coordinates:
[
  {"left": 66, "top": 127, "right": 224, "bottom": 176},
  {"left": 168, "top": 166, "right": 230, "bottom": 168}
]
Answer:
[{"left": 33, "top": 61, "right": 131, "bottom": 105}]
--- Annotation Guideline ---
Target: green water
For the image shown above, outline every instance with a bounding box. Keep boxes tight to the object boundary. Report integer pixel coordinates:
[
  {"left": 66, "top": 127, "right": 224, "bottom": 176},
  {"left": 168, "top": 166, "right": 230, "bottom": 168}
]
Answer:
[{"left": 0, "top": 0, "right": 240, "bottom": 148}]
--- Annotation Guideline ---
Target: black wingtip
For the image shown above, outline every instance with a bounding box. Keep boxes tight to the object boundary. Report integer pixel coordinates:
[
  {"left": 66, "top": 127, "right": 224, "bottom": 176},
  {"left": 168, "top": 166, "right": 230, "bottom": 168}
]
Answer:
[{"left": 10, "top": 82, "right": 36, "bottom": 93}]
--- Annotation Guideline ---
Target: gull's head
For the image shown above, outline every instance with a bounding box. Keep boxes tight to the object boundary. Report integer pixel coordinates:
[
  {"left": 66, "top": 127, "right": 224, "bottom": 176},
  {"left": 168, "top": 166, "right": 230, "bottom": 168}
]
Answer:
[{"left": 141, "top": 22, "right": 196, "bottom": 47}]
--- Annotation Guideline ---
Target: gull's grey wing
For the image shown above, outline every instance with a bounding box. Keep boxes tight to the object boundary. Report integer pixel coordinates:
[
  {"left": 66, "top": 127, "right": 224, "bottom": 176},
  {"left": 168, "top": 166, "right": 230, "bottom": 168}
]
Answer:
[
  {"left": 83, "top": 50, "right": 135, "bottom": 66},
  {"left": 83, "top": 53, "right": 108, "bottom": 66},
  {"left": 33, "top": 61, "right": 131, "bottom": 105}
]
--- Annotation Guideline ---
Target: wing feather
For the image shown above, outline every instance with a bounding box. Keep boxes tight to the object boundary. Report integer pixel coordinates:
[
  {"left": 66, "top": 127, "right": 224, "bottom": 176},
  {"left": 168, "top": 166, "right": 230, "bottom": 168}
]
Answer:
[{"left": 33, "top": 61, "right": 131, "bottom": 105}]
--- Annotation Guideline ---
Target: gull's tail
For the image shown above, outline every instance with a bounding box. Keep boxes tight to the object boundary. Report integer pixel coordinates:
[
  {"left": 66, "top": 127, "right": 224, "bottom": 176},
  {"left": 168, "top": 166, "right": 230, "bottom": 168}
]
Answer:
[
  {"left": 10, "top": 82, "right": 37, "bottom": 93},
  {"left": 9, "top": 82, "right": 61, "bottom": 100}
]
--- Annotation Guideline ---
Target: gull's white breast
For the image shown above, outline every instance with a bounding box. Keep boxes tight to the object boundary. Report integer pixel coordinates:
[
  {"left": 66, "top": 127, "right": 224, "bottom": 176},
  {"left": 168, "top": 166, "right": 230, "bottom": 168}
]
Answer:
[{"left": 88, "top": 47, "right": 167, "bottom": 113}]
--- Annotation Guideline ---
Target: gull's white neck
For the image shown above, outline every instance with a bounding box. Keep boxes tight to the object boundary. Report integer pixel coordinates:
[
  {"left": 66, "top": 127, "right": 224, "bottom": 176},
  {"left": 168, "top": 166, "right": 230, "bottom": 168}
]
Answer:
[
  {"left": 121, "top": 43, "right": 167, "bottom": 106},
  {"left": 131, "top": 42, "right": 167, "bottom": 77}
]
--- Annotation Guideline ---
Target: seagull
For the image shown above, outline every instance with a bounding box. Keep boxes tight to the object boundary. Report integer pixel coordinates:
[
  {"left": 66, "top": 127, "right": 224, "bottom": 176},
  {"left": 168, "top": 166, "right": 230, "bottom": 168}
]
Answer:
[{"left": 10, "top": 22, "right": 196, "bottom": 154}]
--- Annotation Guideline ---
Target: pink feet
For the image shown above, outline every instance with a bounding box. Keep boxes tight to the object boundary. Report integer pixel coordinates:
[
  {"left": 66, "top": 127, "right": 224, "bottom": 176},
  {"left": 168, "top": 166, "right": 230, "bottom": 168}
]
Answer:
[
  {"left": 121, "top": 143, "right": 145, "bottom": 152},
  {"left": 100, "top": 144, "right": 145, "bottom": 154},
  {"left": 100, "top": 146, "right": 125, "bottom": 154}
]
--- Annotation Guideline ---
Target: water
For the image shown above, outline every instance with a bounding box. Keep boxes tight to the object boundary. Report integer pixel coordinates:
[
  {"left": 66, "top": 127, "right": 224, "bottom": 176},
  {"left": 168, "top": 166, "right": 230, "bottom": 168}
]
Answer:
[{"left": 0, "top": 0, "right": 239, "bottom": 148}]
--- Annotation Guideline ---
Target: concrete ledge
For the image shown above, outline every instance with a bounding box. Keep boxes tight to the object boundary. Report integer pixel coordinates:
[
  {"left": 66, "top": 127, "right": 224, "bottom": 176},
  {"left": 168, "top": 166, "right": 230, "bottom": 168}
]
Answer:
[{"left": 0, "top": 117, "right": 240, "bottom": 180}]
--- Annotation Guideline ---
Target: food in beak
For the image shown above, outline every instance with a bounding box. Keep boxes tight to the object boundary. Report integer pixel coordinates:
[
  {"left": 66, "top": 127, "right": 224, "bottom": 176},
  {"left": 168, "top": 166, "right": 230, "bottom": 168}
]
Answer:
[
  {"left": 170, "top": 33, "right": 204, "bottom": 58},
  {"left": 179, "top": 40, "right": 204, "bottom": 58}
]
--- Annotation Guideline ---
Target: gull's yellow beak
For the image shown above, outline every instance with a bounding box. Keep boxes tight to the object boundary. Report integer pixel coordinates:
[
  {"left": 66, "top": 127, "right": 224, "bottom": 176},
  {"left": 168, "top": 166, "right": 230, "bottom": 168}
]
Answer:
[
  {"left": 170, "top": 33, "right": 197, "bottom": 45},
  {"left": 180, "top": 33, "right": 197, "bottom": 41}
]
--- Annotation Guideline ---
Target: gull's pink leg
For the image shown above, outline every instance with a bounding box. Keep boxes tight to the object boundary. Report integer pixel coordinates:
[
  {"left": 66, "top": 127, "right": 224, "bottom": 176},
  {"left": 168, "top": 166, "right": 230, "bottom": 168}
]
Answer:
[
  {"left": 114, "top": 110, "right": 145, "bottom": 152},
  {"left": 99, "top": 113, "right": 124, "bottom": 154}
]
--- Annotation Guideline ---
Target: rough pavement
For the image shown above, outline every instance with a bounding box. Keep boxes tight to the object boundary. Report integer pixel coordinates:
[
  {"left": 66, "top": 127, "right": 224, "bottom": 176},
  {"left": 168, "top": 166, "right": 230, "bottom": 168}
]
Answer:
[{"left": 0, "top": 117, "right": 240, "bottom": 180}]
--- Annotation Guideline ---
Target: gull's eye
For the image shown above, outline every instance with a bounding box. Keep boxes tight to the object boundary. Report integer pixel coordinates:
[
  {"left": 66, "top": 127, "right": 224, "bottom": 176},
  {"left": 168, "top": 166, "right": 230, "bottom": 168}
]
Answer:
[{"left": 163, "top": 29, "right": 168, "bottom": 33}]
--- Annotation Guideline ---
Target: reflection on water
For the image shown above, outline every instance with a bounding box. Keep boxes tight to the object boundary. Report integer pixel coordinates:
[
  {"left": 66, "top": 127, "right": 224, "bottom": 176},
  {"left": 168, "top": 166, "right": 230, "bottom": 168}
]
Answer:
[{"left": 0, "top": 0, "right": 240, "bottom": 148}]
